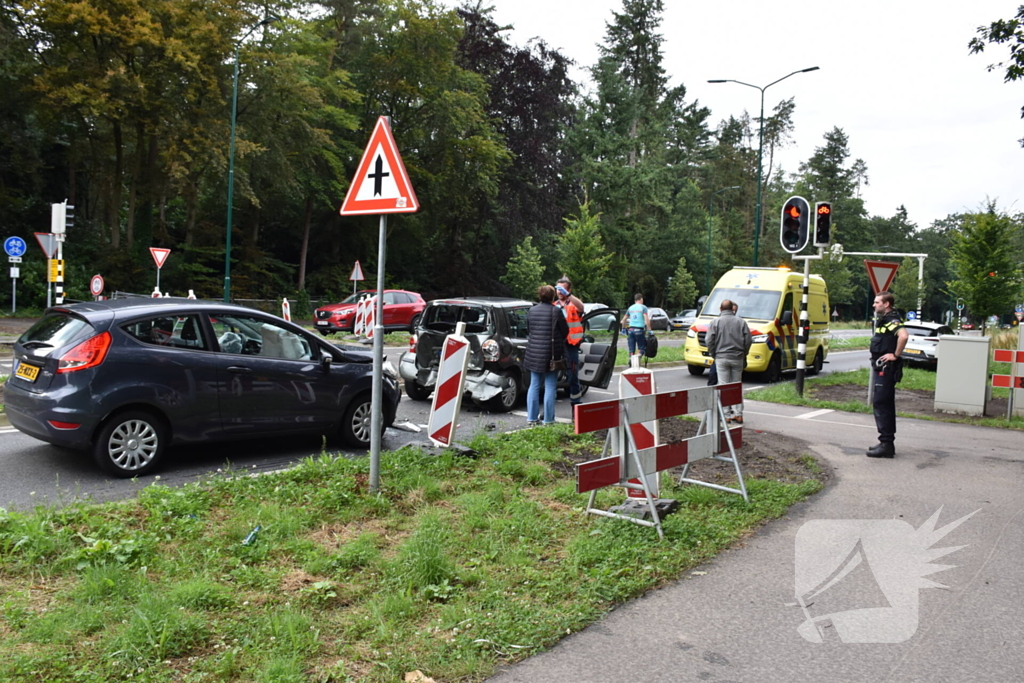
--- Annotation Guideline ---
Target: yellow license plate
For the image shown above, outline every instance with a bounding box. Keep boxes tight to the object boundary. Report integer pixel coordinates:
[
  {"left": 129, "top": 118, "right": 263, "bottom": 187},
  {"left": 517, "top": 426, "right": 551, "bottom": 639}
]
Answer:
[{"left": 15, "top": 362, "right": 40, "bottom": 382}]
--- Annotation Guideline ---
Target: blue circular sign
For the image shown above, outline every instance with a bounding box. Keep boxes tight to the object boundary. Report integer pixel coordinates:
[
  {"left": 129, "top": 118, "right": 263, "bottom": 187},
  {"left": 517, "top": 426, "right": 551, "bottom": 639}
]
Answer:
[
  {"left": 4, "top": 236, "right": 26, "bottom": 257},
  {"left": 906, "top": 310, "right": 917, "bottom": 320}
]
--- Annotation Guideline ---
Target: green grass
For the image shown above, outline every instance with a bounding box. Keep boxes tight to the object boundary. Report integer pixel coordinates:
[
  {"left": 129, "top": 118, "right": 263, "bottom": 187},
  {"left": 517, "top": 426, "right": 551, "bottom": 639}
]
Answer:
[
  {"left": 615, "top": 346, "right": 686, "bottom": 366},
  {"left": 0, "top": 427, "right": 822, "bottom": 682},
  {"left": 829, "top": 336, "right": 871, "bottom": 350}
]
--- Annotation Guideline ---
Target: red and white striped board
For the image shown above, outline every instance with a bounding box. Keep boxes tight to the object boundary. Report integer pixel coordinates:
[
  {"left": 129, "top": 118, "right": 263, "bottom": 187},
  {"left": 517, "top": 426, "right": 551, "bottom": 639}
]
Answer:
[
  {"left": 281, "top": 297, "right": 291, "bottom": 322},
  {"left": 993, "top": 349, "right": 1024, "bottom": 364},
  {"left": 187, "top": 289, "right": 196, "bottom": 300},
  {"left": 622, "top": 427, "right": 742, "bottom": 481},
  {"left": 427, "top": 327, "right": 471, "bottom": 447},
  {"left": 621, "top": 367, "right": 658, "bottom": 498},
  {"left": 574, "top": 383, "right": 742, "bottom": 434},
  {"left": 364, "top": 295, "right": 377, "bottom": 340},
  {"left": 354, "top": 296, "right": 367, "bottom": 337},
  {"left": 151, "top": 287, "right": 161, "bottom": 298}
]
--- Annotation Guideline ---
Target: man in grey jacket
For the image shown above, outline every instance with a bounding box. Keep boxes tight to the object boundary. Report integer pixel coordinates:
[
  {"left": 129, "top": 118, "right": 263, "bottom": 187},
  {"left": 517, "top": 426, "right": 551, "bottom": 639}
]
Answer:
[{"left": 705, "top": 299, "right": 752, "bottom": 423}]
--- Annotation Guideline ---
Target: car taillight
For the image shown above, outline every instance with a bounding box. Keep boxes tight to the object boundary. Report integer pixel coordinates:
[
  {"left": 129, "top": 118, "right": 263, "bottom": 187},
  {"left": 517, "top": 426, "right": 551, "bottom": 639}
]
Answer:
[
  {"left": 56, "top": 331, "right": 112, "bottom": 373},
  {"left": 409, "top": 334, "right": 417, "bottom": 352},
  {"left": 482, "top": 338, "right": 499, "bottom": 361}
]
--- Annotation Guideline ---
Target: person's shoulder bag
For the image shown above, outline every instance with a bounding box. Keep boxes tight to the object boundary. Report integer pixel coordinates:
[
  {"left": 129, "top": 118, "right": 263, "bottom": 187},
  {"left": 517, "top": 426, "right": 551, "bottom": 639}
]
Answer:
[{"left": 548, "top": 305, "right": 567, "bottom": 372}]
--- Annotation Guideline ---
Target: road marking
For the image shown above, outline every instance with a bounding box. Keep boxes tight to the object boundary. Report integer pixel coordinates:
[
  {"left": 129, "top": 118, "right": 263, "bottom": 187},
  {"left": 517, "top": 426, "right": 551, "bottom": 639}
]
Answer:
[
  {"left": 0, "top": 428, "right": 19, "bottom": 435},
  {"left": 745, "top": 410, "right": 874, "bottom": 429},
  {"left": 796, "top": 408, "right": 834, "bottom": 420},
  {"left": 588, "top": 388, "right": 615, "bottom": 395}
]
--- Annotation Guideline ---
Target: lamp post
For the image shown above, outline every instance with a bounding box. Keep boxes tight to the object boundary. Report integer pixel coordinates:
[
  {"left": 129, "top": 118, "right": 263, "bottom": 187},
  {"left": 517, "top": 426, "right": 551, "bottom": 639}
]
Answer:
[
  {"left": 224, "top": 16, "right": 279, "bottom": 303},
  {"left": 707, "top": 186, "right": 740, "bottom": 294},
  {"left": 708, "top": 66, "right": 819, "bottom": 267}
]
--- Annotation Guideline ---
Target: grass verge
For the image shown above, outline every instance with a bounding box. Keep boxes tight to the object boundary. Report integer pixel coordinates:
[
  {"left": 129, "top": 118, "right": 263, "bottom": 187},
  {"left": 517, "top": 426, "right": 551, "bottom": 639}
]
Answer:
[{"left": 0, "top": 427, "right": 821, "bottom": 682}]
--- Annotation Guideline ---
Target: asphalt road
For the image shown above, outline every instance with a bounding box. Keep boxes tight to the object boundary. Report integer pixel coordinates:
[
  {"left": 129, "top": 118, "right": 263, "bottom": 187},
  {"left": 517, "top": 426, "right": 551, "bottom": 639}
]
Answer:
[{"left": 0, "top": 348, "right": 871, "bottom": 511}]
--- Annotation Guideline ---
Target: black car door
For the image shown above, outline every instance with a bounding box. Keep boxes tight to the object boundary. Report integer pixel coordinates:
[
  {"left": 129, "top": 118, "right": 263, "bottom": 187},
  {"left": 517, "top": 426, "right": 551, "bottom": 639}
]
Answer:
[
  {"left": 579, "top": 308, "right": 620, "bottom": 389},
  {"left": 206, "top": 312, "right": 341, "bottom": 437}
]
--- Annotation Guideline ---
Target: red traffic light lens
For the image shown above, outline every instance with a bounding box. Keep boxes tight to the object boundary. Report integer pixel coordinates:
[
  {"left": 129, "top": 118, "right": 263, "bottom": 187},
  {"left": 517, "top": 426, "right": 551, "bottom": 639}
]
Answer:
[
  {"left": 817, "top": 205, "right": 831, "bottom": 215},
  {"left": 786, "top": 206, "right": 801, "bottom": 218}
]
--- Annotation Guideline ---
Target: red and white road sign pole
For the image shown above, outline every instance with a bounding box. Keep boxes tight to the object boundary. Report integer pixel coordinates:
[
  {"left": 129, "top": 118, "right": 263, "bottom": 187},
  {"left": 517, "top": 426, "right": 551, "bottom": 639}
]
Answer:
[
  {"left": 350, "top": 260, "right": 364, "bottom": 296},
  {"left": 281, "top": 297, "right": 291, "bottom": 322},
  {"left": 340, "top": 115, "right": 419, "bottom": 493},
  {"left": 427, "top": 322, "right": 471, "bottom": 447},
  {"left": 150, "top": 248, "right": 171, "bottom": 293}
]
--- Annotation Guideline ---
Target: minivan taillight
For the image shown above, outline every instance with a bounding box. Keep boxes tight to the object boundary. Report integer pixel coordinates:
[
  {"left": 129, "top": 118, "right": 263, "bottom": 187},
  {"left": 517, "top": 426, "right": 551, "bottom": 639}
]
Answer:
[
  {"left": 56, "top": 331, "right": 112, "bottom": 373},
  {"left": 409, "top": 334, "right": 417, "bottom": 353}
]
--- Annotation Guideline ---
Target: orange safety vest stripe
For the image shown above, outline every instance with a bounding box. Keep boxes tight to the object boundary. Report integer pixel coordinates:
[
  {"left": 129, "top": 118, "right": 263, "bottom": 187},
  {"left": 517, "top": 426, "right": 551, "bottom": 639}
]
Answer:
[{"left": 557, "top": 300, "right": 584, "bottom": 345}]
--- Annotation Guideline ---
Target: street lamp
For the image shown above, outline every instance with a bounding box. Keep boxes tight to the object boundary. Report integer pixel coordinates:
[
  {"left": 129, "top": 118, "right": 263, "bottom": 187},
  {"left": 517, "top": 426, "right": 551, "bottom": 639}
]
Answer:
[
  {"left": 708, "top": 66, "right": 819, "bottom": 267},
  {"left": 707, "top": 186, "right": 740, "bottom": 294},
  {"left": 224, "top": 15, "right": 280, "bottom": 303}
]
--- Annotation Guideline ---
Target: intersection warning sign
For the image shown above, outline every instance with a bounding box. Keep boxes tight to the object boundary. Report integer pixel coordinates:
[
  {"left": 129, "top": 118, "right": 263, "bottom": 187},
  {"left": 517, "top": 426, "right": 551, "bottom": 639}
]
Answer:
[{"left": 339, "top": 117, "right": 419, "bottom": 216}]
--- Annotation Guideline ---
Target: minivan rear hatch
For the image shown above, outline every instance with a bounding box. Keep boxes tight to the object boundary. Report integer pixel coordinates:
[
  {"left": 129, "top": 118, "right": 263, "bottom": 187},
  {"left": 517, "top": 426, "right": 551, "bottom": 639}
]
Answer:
[{"left": 415, "top": 303, "right": 493, "bottom": 370}]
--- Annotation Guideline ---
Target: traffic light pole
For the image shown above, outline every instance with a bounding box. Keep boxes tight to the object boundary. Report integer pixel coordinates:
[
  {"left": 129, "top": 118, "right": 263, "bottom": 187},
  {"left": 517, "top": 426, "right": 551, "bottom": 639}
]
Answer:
[{"left": 793, "top": 249, "right": 823, "bottom": 397}]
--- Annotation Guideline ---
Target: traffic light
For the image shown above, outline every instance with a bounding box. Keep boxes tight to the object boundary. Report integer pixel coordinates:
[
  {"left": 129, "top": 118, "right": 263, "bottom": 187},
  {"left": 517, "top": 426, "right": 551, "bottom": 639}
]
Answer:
[
  {"left": 65, "top": 204, "right": 74, "bottom": 231},
  {"left": 780, "top": 196, "right": 810, "bottom": 253},
  {"left": 814, "top": 201, "right": 832, "bottom": 247}
]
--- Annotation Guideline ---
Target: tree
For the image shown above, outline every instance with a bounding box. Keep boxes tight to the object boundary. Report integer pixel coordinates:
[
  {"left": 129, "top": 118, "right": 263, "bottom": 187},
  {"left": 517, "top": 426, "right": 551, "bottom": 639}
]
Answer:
[
  {"left": 969, "top": 6, "right": 1024, "bottom": 146},
  {"left": 891, "top": 257, "right": 926, "bottom": 316},
  {"left": 947, "top": 204, "right": 1024, "bottom": 331},
  {"left": 811, "top": 253, "right": 855, "bottom": 311},
  {"left": 668, "top": 259, "right": 699, "bottom": 311},
  {"left": 500, "top": 236, "right": 545, "bottom": 300},
  {"left": 555, "top": 201, "right": 614, "bottom": 303}
]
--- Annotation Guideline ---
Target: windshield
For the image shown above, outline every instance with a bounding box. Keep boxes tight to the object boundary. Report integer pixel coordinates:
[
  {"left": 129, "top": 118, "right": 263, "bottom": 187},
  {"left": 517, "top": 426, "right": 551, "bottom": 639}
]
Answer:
[{"left": 701, "top": 288, "right": 782, "bottom": 321}]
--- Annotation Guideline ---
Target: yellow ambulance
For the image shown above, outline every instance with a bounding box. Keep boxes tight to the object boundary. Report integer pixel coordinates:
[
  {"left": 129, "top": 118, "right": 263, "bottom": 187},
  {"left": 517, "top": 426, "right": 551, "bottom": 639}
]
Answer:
[{"left": 684, "top": 267, "right": 830, "bottom": 382}]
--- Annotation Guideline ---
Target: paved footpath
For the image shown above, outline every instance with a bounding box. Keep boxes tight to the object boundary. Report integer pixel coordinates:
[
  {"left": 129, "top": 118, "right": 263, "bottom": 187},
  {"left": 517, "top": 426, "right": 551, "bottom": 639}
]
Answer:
[{"left": 491, "top": 400, "right": 1023, "bottom": 683}]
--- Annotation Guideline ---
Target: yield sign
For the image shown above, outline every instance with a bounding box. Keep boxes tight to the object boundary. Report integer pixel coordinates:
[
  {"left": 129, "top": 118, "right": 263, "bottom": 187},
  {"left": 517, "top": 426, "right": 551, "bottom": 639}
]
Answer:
[
  {"left": 150, "top": 247, "right": 171, "bottom": 269},
  {"left": 34, "top": 232, "right": 58, "bottom": 259},
  {"left": 350, "top": 260, "right": 364, "bottom": 281},
  {"left": 864, "top": 259, "right": 900, "bottom": 295},
  {"left": 339, "top": 117, "right": 419, "bottom": 216}
]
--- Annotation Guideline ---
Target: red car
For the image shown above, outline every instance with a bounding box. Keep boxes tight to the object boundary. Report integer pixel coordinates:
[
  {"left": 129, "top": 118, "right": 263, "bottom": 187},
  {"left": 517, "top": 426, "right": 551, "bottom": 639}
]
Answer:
[{"left": 314, "top": 289, "right": 425, "bottom": 335}]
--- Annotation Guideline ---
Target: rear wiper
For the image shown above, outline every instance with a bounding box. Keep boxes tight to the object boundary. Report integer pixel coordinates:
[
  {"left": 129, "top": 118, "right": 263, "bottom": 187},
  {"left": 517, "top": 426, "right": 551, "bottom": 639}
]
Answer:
[{"left": 21, "top": 341, "right": 54, "bottom": 349}]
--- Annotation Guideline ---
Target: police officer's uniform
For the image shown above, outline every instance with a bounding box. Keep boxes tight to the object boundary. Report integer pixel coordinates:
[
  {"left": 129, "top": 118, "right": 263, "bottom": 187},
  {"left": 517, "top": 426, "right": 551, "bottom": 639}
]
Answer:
[{"left": 869, "top": 310, "right": 903, "bottom": 457}]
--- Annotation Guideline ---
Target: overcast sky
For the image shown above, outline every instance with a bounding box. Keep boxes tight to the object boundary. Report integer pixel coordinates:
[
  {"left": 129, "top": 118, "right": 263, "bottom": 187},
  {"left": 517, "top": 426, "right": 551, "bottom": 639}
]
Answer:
[{"left": 455, "top": 0, "right": 1024, "bottom": 231}]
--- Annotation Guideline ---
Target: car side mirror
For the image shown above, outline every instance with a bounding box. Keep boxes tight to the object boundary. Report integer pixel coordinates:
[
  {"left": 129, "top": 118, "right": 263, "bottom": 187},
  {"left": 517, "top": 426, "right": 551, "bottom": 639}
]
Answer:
[
  {"left": 781, "top": 310, "right": 793, "bottom": 326},
  {"left": 320, "top": 353, "right": 333, "bottom": 370}
]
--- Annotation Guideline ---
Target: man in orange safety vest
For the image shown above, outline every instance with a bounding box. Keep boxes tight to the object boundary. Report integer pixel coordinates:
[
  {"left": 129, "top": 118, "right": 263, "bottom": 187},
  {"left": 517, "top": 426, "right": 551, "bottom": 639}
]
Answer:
[{"left": 555, "top": 277, "right": 585, "bottom": 405}]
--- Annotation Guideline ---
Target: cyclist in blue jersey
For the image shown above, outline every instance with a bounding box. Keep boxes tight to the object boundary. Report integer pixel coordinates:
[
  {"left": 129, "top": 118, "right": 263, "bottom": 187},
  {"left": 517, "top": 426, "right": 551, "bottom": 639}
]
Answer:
[{"left": 621, "top": 293, "right": 651, "bottom": 357}]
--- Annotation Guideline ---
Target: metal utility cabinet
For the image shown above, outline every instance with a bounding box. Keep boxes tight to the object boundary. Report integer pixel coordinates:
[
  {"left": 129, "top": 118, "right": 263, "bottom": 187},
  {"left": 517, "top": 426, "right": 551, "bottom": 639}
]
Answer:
[{"left": 934, "top": 335, "right": 990, "bottom": 415}]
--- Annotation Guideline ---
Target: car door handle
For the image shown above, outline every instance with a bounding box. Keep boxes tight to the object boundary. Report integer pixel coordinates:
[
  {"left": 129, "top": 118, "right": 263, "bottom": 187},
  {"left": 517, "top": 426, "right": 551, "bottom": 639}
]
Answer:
[{"left": 227, "top": 366, "right": 252, "bottom": 374}]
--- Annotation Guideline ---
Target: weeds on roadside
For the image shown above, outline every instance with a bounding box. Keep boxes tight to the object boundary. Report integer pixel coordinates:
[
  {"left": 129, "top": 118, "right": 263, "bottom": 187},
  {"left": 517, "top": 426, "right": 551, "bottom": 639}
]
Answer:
[{"left": 0, "top": 427, "right": 822, "bottom": 682}]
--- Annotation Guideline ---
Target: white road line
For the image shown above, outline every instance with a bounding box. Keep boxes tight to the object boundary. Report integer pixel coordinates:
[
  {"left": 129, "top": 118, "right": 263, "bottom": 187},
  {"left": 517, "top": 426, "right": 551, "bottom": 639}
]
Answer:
[
  {"left": 745, "top": 410, "right": 875, "bottom": 429},
  {"left": 588, "top": 388, "right": 615, "bottom": 395},
  {"left": 0, "top": 428, "right": 19, "bottom": 434},
  {"left": 796, "top": 408, "right": 835, "bottom": 420}
]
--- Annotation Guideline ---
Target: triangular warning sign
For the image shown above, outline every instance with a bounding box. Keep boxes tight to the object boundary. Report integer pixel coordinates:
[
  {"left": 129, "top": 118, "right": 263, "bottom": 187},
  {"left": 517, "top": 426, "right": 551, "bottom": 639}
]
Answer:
[
  {"left": 350, "top": 260, "right": 364, "bottom": 281},
  {"left": 150, "top": 247, "right": 171, "bottom": 269},
  {"left": 864, "top": 259, "right": 899, "bottom": 295},
  {"left": 339, "top": 117, "right": 419, "bottom": 216}
]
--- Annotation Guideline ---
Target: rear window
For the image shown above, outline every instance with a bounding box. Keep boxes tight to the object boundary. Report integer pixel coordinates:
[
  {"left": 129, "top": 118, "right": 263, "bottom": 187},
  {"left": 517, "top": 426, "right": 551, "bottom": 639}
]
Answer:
[
  {"left": 18, "top": 314, "right": 94, "bottom": 354},
  {"left": 422, "top": 304, "right": 493, "bottom": 334}
]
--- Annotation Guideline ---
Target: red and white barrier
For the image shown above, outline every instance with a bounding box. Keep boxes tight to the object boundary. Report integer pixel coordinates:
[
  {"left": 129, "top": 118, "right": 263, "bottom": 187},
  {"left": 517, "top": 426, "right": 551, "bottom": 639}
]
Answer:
[
  {"left": 573, "top": 382, "right": 747, "bottom": 538},
  {"left": 353, "top": 296, "right": 367, "bottom": 337},
  {"left": 187, "top": 289, "right": 196, "bottom": 300},
  {"left": 427, "top": 322, "right": 470, "bottom": 447},
  {"left": 364, "top": 295, "right": 377, "bottom": 340},
  {"left": 281, "top": 297, "right": 291, "bottom": 322},
  {"left": 621, "top": 367, "right": 658, "bottom": 499},
  {"left": 151, "top": 287, "right": 161, "bottom": 298}
]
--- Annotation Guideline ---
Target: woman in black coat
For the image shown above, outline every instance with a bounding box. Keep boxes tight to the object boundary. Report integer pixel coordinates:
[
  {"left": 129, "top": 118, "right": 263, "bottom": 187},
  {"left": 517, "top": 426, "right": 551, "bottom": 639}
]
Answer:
[{"left": 525, "top": 284, "right": 569, "bottom": 425}]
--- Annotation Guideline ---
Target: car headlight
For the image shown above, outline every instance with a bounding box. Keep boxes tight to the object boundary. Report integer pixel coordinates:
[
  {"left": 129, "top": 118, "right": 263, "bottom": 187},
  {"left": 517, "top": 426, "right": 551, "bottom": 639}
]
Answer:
[
  {"left": 752, "top": 334, "right": 768, "bottom": 343},
  {"left": 383, "top": 359, "right": 398, "bottom": 380},
  {"left": 687, "top": 329, "right": 696, "bottom": 338},
  {"left": 482, "top": 339, "right": 499, "bottom": 362},
  {"left": 338, "top": 310, "right": 352, "bottom": 318}
]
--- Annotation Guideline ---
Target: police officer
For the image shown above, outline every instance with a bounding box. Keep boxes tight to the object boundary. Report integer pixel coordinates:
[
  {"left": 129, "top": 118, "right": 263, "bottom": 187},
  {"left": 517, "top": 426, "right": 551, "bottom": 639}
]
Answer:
[{"left": 868, "top": 291, "right": 908, "bottom": 458}]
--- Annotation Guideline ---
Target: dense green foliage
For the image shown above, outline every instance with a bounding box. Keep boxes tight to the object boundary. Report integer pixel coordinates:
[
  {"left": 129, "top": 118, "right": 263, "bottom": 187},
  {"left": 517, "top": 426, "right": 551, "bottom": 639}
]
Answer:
[{"left": 1, "top": 0, "right": 1021, "bottom": 318}]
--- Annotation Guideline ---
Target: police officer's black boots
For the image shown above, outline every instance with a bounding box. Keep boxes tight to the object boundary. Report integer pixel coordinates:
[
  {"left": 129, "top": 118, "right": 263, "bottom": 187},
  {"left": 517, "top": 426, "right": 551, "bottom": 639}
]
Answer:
[{"left": 866, "top": 442, "right": 895, "bottom": 458}]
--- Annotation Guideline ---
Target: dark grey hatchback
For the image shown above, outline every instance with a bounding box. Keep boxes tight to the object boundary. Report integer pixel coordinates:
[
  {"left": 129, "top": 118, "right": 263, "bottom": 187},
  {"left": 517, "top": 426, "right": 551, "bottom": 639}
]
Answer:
[{"left": 6, "top": 298, "right": 401, "bottom": 477}]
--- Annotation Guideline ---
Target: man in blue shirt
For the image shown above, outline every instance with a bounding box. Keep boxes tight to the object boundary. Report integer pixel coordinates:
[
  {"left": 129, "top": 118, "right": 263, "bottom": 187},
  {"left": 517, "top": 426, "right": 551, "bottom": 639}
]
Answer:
[{"left": 621, "top": 293, "right": 651, "bottom": 357}]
